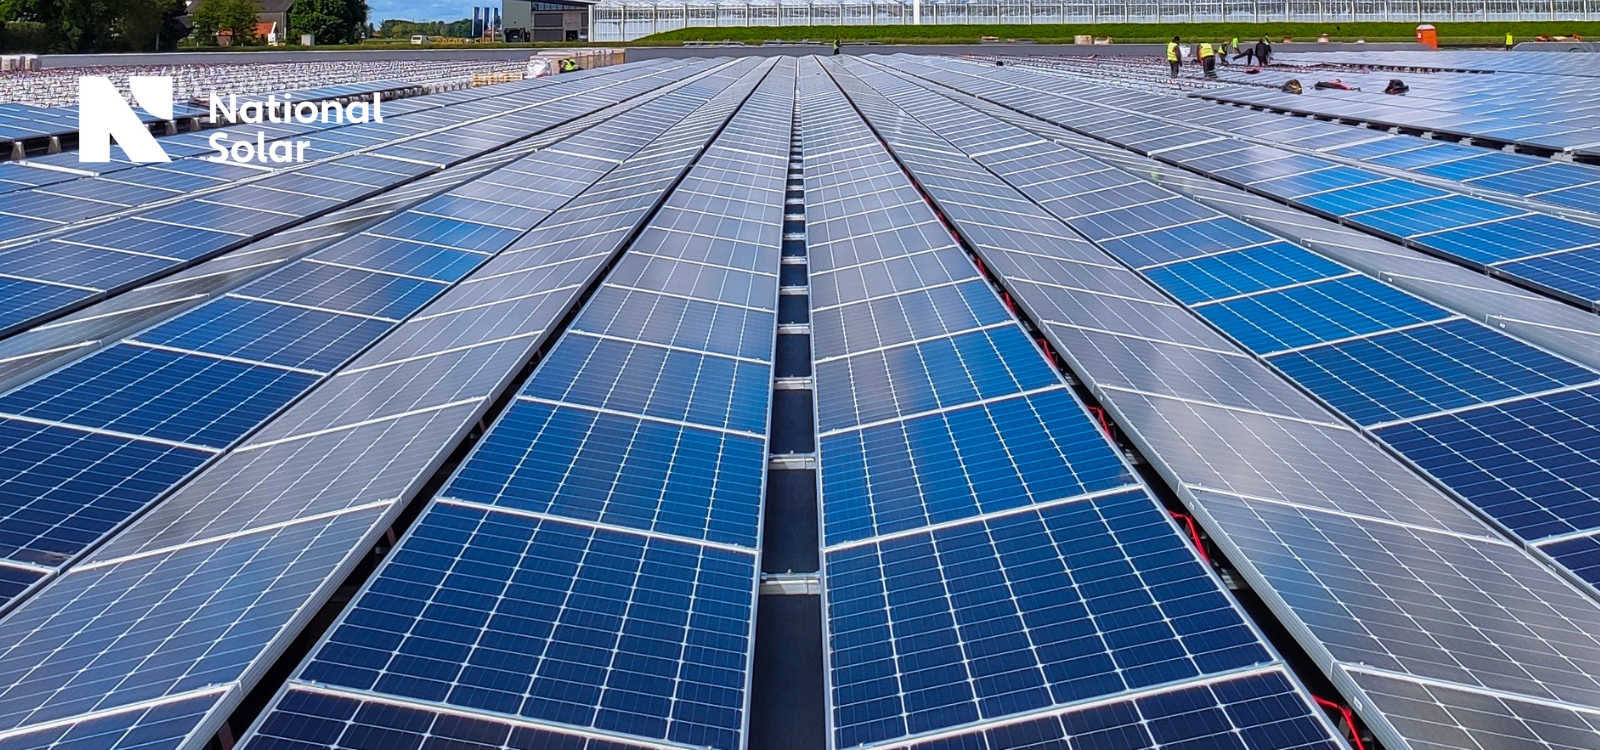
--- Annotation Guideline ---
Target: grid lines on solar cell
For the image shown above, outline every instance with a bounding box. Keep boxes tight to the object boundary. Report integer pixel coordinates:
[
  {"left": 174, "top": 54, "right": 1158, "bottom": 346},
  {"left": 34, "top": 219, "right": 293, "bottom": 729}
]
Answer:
[
  {"left": 271, "top": 60, "right": 792, "bottom": 750},
  {"left": 300, "top": 503, "right": 755, "bottom": 750},
  {"left": 800, "top": 64, "right": 1137, "bottom": 550},
  {"left": 870, "top": 55, "right": 1600, "bottom": 584},
  {"left": 843, "top": 55, "right": 1600, "bottom": 750},
  {"left": 0, "top": 60, "right": 770, "bottom": 750},
  {"left": 825, "top": 491, "right": 1272, "bottom": 748},
  {"left": 800, "top": 58, "right": 1302, "bottom": 750},
  {"left": 0, "top": 691, "right": 220, "bottom": 750},
  {"left": 878, "top": 670, "right": 1340, "bottom": 750},
  {"left": 0, "top": 62, "right": 702, "bottom": 337},
  {"left": 0, "top": 60, "right": 727, "bottom": 596},
  {"left": 241, "top": 687, "right": 671, "bottom": 750}
]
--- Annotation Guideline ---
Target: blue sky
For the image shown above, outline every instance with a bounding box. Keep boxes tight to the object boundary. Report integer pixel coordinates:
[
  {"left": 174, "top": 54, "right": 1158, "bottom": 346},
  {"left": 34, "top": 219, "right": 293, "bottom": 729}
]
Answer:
[{"left": 369, "top": 0, "right": 479, "bottom": 22}]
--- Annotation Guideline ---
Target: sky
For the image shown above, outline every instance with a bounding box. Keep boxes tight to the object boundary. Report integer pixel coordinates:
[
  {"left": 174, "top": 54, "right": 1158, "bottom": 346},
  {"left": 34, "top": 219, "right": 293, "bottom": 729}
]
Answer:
[{"left": 369, "top": 0, "right": 480, "bottom": 23}]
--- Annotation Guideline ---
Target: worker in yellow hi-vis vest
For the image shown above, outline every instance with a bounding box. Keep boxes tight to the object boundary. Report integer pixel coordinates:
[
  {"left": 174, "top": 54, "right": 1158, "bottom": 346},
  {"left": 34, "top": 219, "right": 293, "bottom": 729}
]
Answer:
[
  {"left": 1505, "top": 32, "right": 1514, "bottom": 49},
  {"left": 1199, "top": 41, "right": 1217, "bottom": 78},
  {"left": 1167, "top": 36, "right": 1182, "bottom": 77}
]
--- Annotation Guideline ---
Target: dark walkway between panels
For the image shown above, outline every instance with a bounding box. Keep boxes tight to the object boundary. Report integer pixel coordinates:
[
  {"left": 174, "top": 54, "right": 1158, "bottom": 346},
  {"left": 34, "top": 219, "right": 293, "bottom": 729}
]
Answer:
[{"left": 750, "top": 86, "right": 826, "bottom": 750}]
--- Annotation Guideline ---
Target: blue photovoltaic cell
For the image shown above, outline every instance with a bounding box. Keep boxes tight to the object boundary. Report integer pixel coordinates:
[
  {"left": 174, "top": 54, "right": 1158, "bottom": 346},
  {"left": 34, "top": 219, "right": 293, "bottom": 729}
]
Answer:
[
  {"left": 521, "top": 334, "right": 770, "bottom": 435},
  {"left": 375, "top": 212, "right": 523, "bottom": 254},
  {"left": 1419, "top": 214, "right": 1599, "bottom": 266},
  {"left": 820, "top": 389, "right": 1133, "bottom": 545},
  {"left": 826, "top": 491, "right": 1270, "bottom": 749},
  {"left": 1294, "top": 179, "right": 1452, "bottom": 216},
  {"left": 0, "top": 417, "right": 211, "bottom": 565},
  {"left": 1413, "top": 153, "right": 1542, "bottom": 182},
  {"left": 1496, "top": 247, "right": 1600, "bottom": 305},
  {"left": 1352, "top": 196, "right": 1524, "bottom": 240},
  {"left": 1374, "top": 385, "right": 1600, "bottom": 540},
  {"left": 0, "top": 277, "right": 94, "bottom": 334},
  {"left": 1141, "top": 243, "right": 1346, "bottom": 305},
  {"left": 234, "top": 263, "right": 448, "bottom": 320},
  {"left": 0, "top": 344, "right": 318, "bottom": 449},
  {"left": 135, "top": 297, "right": 394, "bottom": 373},
  {"left": 0, "top": 214, "right": 57, "bottom": 243},
  {"left": 243, "top": 688, "right": 664, "bottom": 750},
  {"left": 894, "top": 671, "right": 1340, "bottom": 750},
  {"left": 315, "top": 237, "right": 487, "bottom": 283},
  {"left": 1267, "top": 319, "right": 1598, "bottom": 426},
  {"left": 1196, "top": 275, "right": 1451, "bottom": 354},
  {"left": 0, "top": 691, "right": 217, "bottom": 750},
  {"left": 63, "top": 219, "right": 238, "bottom": 261},
  {"left": 301, "top": 503, "right": 754, "bottom": 750},
  {"left": 0, "top": 243, "right": 171, "bottom": 290},
  {"left": 1095, "top": 218, "right": 1276, "bottom": 268},
  {"left": 813, "top": 280, "right": 1013, "bottom": 361},
  {"left": 1250, "top": 166, "right": 1383, "bottom": 198},
  {"left": 815, "top": 326, "right": 1062, "bottom": 432},
  {"left": 1329, "top": 139, "right": 1433, "bottom": 160},
  {"left": 1362, "top": 146, "right": 1473, "bottom": 170},
  {"left": 572, "top": 287, "right": 774, "bottom": 362},
  {"left": 1543, "top": 535, "right": 1600, "bottom": 590},
  {"left": 444, "top": 400, "right": 765, "bottom": 548},
  {"left": 1472, "top": 166, "right": 1600, "bottom": 196},
  {"left": 0, "top": 565, "right": 41, "bottom": 606}
]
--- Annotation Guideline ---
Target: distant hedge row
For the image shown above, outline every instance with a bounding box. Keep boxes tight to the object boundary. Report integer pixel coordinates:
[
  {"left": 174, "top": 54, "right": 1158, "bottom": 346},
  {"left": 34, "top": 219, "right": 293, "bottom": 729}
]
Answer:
[
  {"left": 638, "top": 20, "right": 1600, "bottom": 44},
  {"left": 0, "top": 20, "right": 49, "bottom": 53}
]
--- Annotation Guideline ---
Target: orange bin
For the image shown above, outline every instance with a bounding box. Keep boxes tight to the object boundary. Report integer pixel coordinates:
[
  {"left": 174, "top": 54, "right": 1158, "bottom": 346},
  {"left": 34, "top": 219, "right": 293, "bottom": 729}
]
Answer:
[{"left": 1416, "top": 24, "right": 1439, "bottom": 49}]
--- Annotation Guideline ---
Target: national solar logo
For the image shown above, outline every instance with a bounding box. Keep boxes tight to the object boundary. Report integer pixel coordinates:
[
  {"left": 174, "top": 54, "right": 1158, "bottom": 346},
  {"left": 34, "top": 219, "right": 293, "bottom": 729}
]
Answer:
[{"left": 78, "top": 75, "right": 383, "bottom": 166}]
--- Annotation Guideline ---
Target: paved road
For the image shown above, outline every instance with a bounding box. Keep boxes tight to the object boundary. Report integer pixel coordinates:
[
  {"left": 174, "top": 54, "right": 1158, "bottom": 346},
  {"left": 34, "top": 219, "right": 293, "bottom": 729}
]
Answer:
[{"left": 40, "top": 41, "right": 1424, "bottom": 68}]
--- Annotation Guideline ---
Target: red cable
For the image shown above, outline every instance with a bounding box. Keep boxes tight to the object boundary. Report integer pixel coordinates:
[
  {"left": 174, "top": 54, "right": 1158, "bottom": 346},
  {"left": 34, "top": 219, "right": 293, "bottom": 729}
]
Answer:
[
  {"left": 1167, "top": 510, "right": 1210, "bottom": 565},
  {"left": 1312, "top": 696, "right": 1368, "bottom": 750}
]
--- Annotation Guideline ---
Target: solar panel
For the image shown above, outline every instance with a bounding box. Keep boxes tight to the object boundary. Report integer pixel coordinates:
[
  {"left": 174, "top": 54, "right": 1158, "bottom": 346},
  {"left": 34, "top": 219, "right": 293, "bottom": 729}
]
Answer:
[
  {"left": 882, "top": 670, "right": 1341, "bottom": 750},
  {"left": 1266, "top": 318, "right": 1600, "bottom": 426},
  {"left": 268, "top": 59, "right": 788, "bottom": 750},
  {"left": 0, "top": 343, "right": 317, "bottom": 449},
  {"left": 826, "top": 490, "right": 1270, "bottom": 747},
  {"left": 134, "top": 297, "right": 396, "bottom": 374},
  {"left": 0, "top": 417, "right": 212, "bottom": 566},
  {"left": 799, "top": 58, "right": 1324, "bottom": 750},
  {"left": 0, "top": 59, "right": 769, "bottom": 750},
  {"left": 1374, "top": 385, "right": 1600, "bottom": 540},
  {"left": 846, "top": 54, "right": 1600, "bottom": 750},
  {"left": 1192, "top": 275, "right": 1454, "bottom": 354},
  {"left": 244, "top": 688, "right": 667, "bottom": 750},
  {"left": 0, "top": 64, "right": 711, "bottom": 339}
]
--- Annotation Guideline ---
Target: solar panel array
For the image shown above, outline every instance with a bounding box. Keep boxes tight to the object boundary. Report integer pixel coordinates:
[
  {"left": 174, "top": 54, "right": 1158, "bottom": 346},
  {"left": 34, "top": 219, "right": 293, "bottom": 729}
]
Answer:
[
  {"left": 798, "top": 58, "right": 1340, "bottom": 750},
  {"left": 0, "top": 60, "right": 721, "bottom": 611},
  {"left": 832, "top": 54, "right": 1600, "bottom": 750},
  {"left": 949, "top": 68, "right": 1600, "bottom": 313},
  {"left": 0, "top": 50, "right": 1594, "bottom": 750},
  {"left": 871, "top": 56, "right": 1600, "bottom": 583},
  {"left": 0, "top": 58, "right": 774, "bottom": 750},
  {"left": 0, "top": 64, "right": 697, "bottom": 338}
]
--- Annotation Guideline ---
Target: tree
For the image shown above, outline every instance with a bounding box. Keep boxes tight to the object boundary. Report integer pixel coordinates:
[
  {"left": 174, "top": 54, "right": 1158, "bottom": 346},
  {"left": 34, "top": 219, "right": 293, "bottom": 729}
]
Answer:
[
  {"left": 1, "top": 0, "right": 183, "bottom": 51},
  {"left": 190, "top": 0, "right": 260, "bottom": 44},
  {"left": 115, "top": 0, "right": 186, "bottom": 50},
  {"left": 290, "top": 0, "right": 366, "bottom": 44},
  {"left": 2, "top": 0, "right": 115, "bottom": 52}
]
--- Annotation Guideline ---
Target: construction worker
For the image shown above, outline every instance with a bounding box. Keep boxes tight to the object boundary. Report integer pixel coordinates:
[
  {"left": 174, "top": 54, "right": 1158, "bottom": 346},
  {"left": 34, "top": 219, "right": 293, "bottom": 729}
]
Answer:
[
  {"left": 559, "top": 57, "right": 578, "bottom": 73},
  {"left": 1199, "top": 40, "right": 1216, "bottom": 78},
  {"left": 833, "top": 37, "right": 841, "bottom": 55},
  {"left": 1505, "top": 31, "right": 1514, "bottom": 49},
  {"left": 1167, "top": 36, "right": 1182, "bottom": 77},
  {"left": 1254, "top": 36, "right": 1272, "bottom": 66}
]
